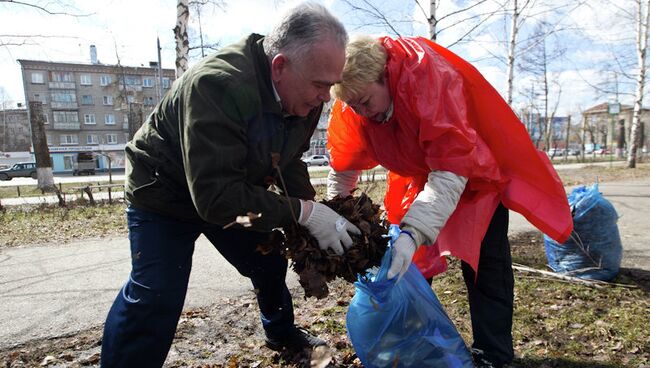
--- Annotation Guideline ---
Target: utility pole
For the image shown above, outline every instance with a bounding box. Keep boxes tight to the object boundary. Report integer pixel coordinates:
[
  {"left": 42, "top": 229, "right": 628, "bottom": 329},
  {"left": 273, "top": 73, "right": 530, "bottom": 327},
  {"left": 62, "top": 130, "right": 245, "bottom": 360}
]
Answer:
[
  {"left": 564, "top": 115, "right": 571, "bottom": 162},
  {"left": 1, "top": 107, "right": 6, "bottom": 152},
  {"left": 157, "top": 36, "right": 164, "bottom": 102}
]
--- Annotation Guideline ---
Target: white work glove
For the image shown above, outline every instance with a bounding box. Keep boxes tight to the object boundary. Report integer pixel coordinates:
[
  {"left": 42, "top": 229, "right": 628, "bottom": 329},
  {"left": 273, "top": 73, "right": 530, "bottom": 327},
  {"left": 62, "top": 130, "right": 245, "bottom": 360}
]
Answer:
[
  {"left": 299, "top": 200, "right": 361, "bottom": 255},
  {"left": 387, "top": 232, "right": 418, "bottom": 281}
]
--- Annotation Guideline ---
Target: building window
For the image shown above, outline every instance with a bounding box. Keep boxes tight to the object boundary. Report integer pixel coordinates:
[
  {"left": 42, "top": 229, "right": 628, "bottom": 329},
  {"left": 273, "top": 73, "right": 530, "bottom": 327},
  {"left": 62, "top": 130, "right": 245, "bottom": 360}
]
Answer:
[
  {"left": 84, "top": 114, "right": 96, "bottom": 124},
  {"left": 63, "top": 155, "right": 74, "bottom": 170},
  {"left": 144, "top": 96, "right": 155, "bottom": 106},
  {"left": 103, "top": 95, "right": 113, "bottom": 105},
  {"left": 87, "top": 134, "right": 99, "bottom": 144},
  {"left": 60, "top": 134, "right": 79, "bottom": 145},
  {"left": 106, "top": 133, "right": 118, "bottom": 144},
  {"left": 80, "top": 74, "right": 92, "bottom": 85},
  {"left": 162, "top": 78, "right": 170, "bottom": 89},
  {"left": 143, "top": 78, "right": 154, "bottom": 87},
  {"left": 46, "top": 134, "right": 53, "bottom": 146},
  {"left": 33, "top": 93, "right": 47, "bottom": 104},
  {"left": 51, "top": 72, "right": 74, "bottom": 82},
  {"left": 51, "top": 90, "right": 77, "bottom": 103},
  {"left": 105, "top": 114, "right": 115, "bottom": 125},
  {"left": 123, "top": 75, "right": 141, "bottom": 86},
  {"left": 31, "top": 72, "right": 45, "bottom": 84},
  {"left": 53, "top": 111, "right": 79, "bottom": 123},
  {"left": 123, "top": 114, "right": 129, "bottom": 123},
  {"left": 43, "top": 113, "right": 49, "bottom": 124},
  {"left": 100, "top": 75, "right": 112, "bottom": 86},
  {"left": 126, "top": 95, "right": 135, "bottom": 103},
  {"left": 81, "top": 95, "right": 94, "bottom": 105}
]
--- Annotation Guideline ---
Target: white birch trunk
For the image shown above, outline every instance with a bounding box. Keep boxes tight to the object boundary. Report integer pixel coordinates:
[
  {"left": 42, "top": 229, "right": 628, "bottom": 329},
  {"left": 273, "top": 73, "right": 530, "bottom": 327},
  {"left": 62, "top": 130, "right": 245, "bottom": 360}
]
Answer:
[
  {"left": 429, "top": 0, "right": 437, "bottom": 41},
  {"left": 174, "top": 0, "right": 190, "bottom": 78},
  {"left": 628, "top": 0, "right": 650, "bottom": 168},
  {"left": 506, "top": 0, "right": 519, "bottom": 106}
]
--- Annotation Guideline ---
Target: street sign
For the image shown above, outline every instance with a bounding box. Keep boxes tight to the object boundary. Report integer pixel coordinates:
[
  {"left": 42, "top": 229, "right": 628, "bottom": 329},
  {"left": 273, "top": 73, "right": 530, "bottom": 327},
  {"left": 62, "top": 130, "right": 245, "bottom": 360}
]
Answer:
[{"left": 608, "top": 103, "right": 621, "bottom": 115}]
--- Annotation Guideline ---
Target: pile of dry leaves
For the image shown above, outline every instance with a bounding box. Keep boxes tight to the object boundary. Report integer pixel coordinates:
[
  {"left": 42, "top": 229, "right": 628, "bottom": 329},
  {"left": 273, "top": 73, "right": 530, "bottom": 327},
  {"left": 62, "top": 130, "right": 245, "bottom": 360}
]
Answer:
[{"left": 258, "top": 193, "right": 389, "bottom": 299}]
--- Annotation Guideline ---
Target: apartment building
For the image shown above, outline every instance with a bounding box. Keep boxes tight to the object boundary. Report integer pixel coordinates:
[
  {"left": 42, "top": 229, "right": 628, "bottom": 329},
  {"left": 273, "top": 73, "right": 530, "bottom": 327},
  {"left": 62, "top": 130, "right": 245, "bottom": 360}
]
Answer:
[
  {"left": 18, "top": 52, "right": 175, "bottom": 173},
  {"left": 0, "top": 107, "right": 30, "bottom": 153}
]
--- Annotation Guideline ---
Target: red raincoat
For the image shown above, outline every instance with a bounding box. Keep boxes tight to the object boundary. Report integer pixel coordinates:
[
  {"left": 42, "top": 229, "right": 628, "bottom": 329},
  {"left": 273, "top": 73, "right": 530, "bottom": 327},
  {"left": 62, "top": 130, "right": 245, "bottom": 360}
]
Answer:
[{"left": 327, "top": 36, "right": 573, "bottom": 278}]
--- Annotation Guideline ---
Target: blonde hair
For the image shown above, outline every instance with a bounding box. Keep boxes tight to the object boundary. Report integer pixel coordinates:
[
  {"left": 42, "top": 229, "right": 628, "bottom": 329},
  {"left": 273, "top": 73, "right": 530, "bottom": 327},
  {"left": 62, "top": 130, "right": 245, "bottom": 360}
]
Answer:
[{"left": 332, "top": 35, "right": 387, "bottom": 101}]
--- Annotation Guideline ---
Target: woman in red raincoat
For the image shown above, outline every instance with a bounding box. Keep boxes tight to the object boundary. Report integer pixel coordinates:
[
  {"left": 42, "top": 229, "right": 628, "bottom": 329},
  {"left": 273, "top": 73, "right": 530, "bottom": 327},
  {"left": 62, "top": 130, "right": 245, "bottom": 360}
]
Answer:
[{"left": 326, "top": 35, "right": 573, "bottom": 368}]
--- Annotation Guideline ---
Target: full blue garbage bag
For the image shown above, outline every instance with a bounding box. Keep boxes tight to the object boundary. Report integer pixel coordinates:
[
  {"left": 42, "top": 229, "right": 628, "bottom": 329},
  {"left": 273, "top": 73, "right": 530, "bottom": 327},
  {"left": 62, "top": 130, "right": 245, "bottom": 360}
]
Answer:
[
  {"left": 346, "top": 225, "right": 473, "bottom": 368},
  {"left": 544, "top": 184, "right": 622, "bottom": 281}
]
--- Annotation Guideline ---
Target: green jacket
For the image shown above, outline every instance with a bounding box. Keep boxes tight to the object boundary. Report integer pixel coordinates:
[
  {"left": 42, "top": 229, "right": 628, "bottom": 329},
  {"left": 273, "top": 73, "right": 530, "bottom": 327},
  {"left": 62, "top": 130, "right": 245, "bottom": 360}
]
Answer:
[{"left": 124, "top": 34, "right": 319, "bottom": 231}]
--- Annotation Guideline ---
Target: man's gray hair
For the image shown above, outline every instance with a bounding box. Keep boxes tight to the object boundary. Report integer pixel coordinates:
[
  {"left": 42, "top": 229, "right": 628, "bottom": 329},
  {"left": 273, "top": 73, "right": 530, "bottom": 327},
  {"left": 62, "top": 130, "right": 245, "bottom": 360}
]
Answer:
[{"left": 264, "top": 2, "right": 348, "bottom": 64}]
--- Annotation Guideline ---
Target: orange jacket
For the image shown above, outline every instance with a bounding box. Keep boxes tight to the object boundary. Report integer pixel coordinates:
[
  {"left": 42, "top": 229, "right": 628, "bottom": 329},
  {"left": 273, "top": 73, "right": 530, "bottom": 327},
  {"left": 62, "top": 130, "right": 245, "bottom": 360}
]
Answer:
[{"left": 327, "top": 36, "right": 573, "bottom": 277}]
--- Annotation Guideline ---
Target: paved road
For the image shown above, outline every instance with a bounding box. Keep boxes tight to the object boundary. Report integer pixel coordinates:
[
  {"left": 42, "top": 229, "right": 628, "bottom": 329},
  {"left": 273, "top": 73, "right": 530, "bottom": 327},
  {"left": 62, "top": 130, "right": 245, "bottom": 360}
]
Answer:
[
  {"left": 0, "top": 159, "right": 627, "bottom": 189},
  {"left": 0, "top": 174, "right": 648, "bottom": 349},
  {"left": 0, "top": 165, "right": 335, "bottom": 187}
]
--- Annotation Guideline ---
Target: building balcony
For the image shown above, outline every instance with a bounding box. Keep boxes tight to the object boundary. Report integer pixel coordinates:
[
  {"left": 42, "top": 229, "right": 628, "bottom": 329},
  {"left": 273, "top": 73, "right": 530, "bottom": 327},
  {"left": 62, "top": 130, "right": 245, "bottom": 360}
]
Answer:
[
  {"left": 51, "top": 102, "right": 78, "bottom": 109},
  {"left": 49, "top": 81, "right": 76, "bottom": 89},
  {"left": 118, "top": 85, "right": 143, "bottom": 92},
  {"left": 52, "top": 122, "right": 81, "bottom": 130}
]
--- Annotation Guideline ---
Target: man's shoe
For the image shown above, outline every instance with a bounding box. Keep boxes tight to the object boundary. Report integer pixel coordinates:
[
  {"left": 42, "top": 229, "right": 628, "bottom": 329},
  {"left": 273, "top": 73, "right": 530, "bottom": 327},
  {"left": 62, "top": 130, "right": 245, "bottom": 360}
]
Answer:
[{"left": 265, "top": 327, "right": 327, "bottom": 351}]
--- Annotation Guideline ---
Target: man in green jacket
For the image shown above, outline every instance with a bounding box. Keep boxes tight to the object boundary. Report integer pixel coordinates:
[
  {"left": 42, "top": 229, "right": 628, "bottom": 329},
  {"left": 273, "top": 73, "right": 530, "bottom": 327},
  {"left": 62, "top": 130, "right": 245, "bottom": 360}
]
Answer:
[{"left": 101, "top": 3, "right": 356, "bottom": 367}]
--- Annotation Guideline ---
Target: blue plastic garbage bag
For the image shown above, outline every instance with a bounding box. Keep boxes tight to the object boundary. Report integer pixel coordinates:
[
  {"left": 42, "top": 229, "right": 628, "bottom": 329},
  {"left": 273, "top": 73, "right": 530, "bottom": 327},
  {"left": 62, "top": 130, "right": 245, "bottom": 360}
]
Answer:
[
  {"left": 346, "top": 225, "right": 473, "bottom": 368},
  {"left": 544, "top": 183, "right": 622, "bottom": 281}
]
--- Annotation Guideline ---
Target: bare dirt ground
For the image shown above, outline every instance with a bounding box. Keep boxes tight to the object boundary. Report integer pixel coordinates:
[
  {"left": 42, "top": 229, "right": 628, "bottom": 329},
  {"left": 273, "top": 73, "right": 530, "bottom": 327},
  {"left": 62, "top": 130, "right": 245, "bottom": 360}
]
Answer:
[{"left": 1, "top": 232, "right": 648, "bottom": 368}]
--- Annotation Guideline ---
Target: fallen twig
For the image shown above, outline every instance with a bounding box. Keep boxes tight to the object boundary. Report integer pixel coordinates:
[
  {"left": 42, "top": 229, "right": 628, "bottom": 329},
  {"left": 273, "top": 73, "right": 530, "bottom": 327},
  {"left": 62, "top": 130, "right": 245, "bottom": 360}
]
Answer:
[{"left": 512, "top": 263, "right": 638, "bottom": 289}]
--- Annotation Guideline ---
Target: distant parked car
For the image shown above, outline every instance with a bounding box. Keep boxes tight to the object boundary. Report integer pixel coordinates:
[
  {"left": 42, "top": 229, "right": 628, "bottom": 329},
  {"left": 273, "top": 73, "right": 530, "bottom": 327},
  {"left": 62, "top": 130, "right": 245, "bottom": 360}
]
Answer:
[
  {"left": 567, "top": 148, "right": 581, "bottom": 156},
  {"left": 0, "top": 162, "right": 37, "bottom": 180},
  {"left": 594, "top": 148, "right": 611, "bottom": 155},
  {"left": 302, "top": 154, "right": 329, "bottom": 166}
]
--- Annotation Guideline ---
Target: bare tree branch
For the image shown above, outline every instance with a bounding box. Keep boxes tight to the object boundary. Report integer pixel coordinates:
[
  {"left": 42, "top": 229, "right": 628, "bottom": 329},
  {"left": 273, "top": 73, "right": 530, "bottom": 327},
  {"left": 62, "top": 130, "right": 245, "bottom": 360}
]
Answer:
[
  {"left": 445, "top": 5, "right": 508, "bottom": 49},
  {"left": 341, "top": 0, "right": 402, "bottom": 36},
  {"left": 437, "top": 0, "right": 489, "bottom": 23},
  {"left": 0, "top": 0, "right": 93, "bottom": 16}
]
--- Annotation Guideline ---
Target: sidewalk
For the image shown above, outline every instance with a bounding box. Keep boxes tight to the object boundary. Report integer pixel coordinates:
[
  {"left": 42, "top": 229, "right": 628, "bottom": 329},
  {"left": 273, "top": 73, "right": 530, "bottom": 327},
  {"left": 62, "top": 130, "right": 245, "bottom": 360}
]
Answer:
[
  {"left": 0, "top": 173, "right": 387, "bottom": 206},
  {"left": 1, "top": 176, "right": 648, "bottom": 349}
]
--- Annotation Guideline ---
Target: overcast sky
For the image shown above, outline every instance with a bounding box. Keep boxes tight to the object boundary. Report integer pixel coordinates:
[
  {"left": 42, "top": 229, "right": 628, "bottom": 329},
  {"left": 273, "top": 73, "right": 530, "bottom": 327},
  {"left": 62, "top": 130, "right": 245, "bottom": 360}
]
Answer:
[{"left": 0, "top": 0, "right": 641, "bottom": 117}]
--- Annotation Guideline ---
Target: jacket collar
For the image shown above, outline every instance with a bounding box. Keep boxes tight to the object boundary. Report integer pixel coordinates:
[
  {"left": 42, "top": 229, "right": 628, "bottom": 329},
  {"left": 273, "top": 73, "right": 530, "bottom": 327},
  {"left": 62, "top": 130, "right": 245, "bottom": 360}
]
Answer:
[{"left": 251, "top": 35, "right": 283, "bottom": 116}]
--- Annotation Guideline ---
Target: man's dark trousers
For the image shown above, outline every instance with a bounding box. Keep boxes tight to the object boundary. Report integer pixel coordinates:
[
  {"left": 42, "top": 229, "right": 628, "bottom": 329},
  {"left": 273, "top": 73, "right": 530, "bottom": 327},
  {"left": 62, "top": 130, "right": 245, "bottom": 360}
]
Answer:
[{"left": 100, "top": 206, "right": 294, "bottom": 368}]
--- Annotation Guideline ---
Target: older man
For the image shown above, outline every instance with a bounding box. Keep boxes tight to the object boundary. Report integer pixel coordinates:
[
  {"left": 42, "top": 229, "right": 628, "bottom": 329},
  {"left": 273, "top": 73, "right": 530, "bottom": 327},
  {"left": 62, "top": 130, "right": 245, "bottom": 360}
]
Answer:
[{"left": 100, "top": 3, "right": 355, "bottom": 367}]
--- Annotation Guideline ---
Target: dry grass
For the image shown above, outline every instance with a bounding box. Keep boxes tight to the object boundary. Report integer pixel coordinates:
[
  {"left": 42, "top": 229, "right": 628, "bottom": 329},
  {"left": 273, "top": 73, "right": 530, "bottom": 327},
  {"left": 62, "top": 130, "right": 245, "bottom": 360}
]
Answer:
[{"left": 2, "top": 164, "right": 650, "bottom": 249}]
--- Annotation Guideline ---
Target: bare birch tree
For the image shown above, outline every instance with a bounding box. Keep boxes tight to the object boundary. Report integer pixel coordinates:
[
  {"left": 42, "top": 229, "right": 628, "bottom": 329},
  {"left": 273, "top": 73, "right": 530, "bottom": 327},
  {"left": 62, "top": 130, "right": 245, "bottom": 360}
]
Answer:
[
  {"left": 628, "top": 0, "right": 650, "bottom": 167},
  {"left": 174, "top": 0, "right": 226, "bottom": 77},
  {"left": 340, "top": 0, "right": 502, "bottom": 47},
  {"left": 188, "top": 0, "right": 226, "bottom": 58},
  {"left": 174, "top": 0, "right": 190, "bottom": 78},
  {"left": 502, "top": 0, "right": 586, "bottom": 106},
  {"left": 504, "top": 0, "right": 533, "bottom": 105},
  {"left": 519, "top": 20, "right": 566, "bottom": 150},
  {"left": 413, "top": 0, "right": 495, "bottom": 43}
]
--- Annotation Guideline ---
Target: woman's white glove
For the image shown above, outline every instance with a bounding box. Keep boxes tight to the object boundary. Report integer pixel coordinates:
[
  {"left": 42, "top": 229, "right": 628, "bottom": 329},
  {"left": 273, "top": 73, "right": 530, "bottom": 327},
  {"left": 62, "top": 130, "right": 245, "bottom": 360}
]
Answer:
[
  {"left": 387, "top": 232, "right": 418, "bottom": 280},
  {"left": 299, "top": 200, "right": 361, "bottom": 255}
]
